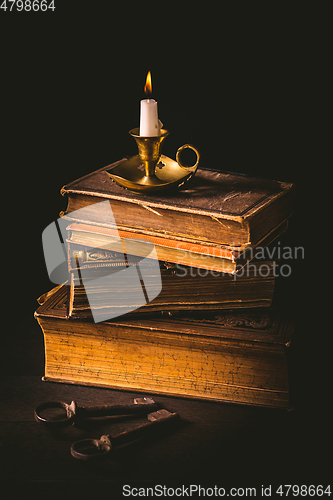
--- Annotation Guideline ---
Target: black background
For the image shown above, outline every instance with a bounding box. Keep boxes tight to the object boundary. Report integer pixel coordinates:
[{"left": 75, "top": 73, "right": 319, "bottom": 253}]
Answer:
[{"left": 0, "top": 2, "right": 330, "bottom": 498}]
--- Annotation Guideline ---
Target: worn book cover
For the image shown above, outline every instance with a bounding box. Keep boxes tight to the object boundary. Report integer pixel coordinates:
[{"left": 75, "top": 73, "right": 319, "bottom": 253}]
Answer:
[
  {"left": 35, "top": 285, "right": 294, "bottom": 408},
  {"left": 61, "top": 162, "right": 295, "bottom": 249}
]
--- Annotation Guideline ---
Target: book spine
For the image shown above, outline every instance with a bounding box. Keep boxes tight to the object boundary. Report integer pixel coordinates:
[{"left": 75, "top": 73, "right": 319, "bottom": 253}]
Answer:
[{"left": 61, "top": 192, "right": 250, "bottom": 248}]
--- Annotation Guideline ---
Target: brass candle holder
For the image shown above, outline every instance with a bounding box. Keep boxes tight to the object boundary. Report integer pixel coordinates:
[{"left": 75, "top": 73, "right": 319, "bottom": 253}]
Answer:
[{"left": 107, "top": 128, "right": 200, "bottom": 193}]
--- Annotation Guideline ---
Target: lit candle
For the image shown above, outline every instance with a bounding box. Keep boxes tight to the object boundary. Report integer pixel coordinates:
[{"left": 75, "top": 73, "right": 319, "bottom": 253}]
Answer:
[{"left": 139, "top": 71, "right": 162, "bottom": 137}]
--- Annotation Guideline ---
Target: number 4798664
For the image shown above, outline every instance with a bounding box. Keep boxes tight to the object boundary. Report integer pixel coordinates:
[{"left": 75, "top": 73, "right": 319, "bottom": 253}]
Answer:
[{"left": 0, "top": 0, "right": 55, "bottom": 11}]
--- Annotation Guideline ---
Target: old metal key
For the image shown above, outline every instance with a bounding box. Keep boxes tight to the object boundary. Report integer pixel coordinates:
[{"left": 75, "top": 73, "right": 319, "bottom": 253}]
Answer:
[
  {"left": 34, "top": 397, "right": 157, "bottom": 427},
  {"left": 70, "top": 409, "right": 180, "bottom": 460}
]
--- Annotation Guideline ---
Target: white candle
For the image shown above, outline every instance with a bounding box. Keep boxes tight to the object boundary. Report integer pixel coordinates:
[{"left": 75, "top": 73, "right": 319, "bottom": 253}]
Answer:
[
  {"left": 139, "top": 72, "right": 162, "bottom": 137},
  {"left": 140, "top": 98, "right": 160, "bottom": 136}
]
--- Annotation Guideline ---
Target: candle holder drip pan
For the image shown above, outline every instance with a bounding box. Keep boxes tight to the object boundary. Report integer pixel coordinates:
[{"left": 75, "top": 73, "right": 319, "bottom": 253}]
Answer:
[{"left": 106, "top": 128, "right": 200, "bottom": 193}]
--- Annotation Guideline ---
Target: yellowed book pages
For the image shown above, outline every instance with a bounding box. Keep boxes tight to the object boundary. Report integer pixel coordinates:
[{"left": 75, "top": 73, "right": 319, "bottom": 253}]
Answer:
[{"left": 35, "top": 285, "right": 294, "bottom": 409}]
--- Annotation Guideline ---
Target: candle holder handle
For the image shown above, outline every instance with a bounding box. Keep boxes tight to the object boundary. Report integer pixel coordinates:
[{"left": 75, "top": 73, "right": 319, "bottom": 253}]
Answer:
[{"left": 176, "top": 144, "right": 200, "bottom": 172}]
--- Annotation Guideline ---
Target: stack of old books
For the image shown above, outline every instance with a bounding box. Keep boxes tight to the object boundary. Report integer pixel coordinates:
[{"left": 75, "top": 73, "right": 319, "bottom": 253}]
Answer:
[{"left": 35, "top": 161, "right": 295, "bottom": 408}]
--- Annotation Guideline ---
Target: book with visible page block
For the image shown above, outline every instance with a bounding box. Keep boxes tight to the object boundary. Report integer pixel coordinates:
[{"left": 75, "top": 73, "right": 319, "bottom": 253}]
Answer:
[
  {"left": 66, "top": 239, "right": 276, "bottom": 318},
  {"left": 35, "top": 285, "right": 294, "bottom": 409},
  {"left": 66, "top": 220, "right": 288, "bottom": 275},
  {"left": 61, "top": 161, "right": 295, "bottom": 250}
]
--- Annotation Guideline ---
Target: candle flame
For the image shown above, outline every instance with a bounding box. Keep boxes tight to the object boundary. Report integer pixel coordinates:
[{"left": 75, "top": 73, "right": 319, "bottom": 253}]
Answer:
[{"left": 144, "top": 71, "right": 152, "bottom": 95}]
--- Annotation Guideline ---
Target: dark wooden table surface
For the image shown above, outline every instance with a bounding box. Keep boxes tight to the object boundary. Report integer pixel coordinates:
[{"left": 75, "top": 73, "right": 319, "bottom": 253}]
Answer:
[{"left": 1, "top": 308, "right": 331, "bottom": 499}]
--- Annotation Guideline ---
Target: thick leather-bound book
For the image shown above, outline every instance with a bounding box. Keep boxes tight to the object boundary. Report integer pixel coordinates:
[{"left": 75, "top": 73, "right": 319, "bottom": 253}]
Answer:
[
  {"left": 35, "top": 285, "right": 294, "bottom": 408},
  {"left": 67, "top": 244, "right": 276, "bottom": 318},
  {"left": 61, "top": 162, "right": 295, "bottom": 249}
]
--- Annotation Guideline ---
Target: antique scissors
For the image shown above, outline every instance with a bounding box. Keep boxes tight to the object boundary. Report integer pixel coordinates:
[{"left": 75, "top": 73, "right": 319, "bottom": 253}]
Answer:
[
  {"left": 34, "top": 397, "right": 158, "bottom": 427},
  {"left": 70, "top": 409, "right": 180, "bottom": 460}
]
